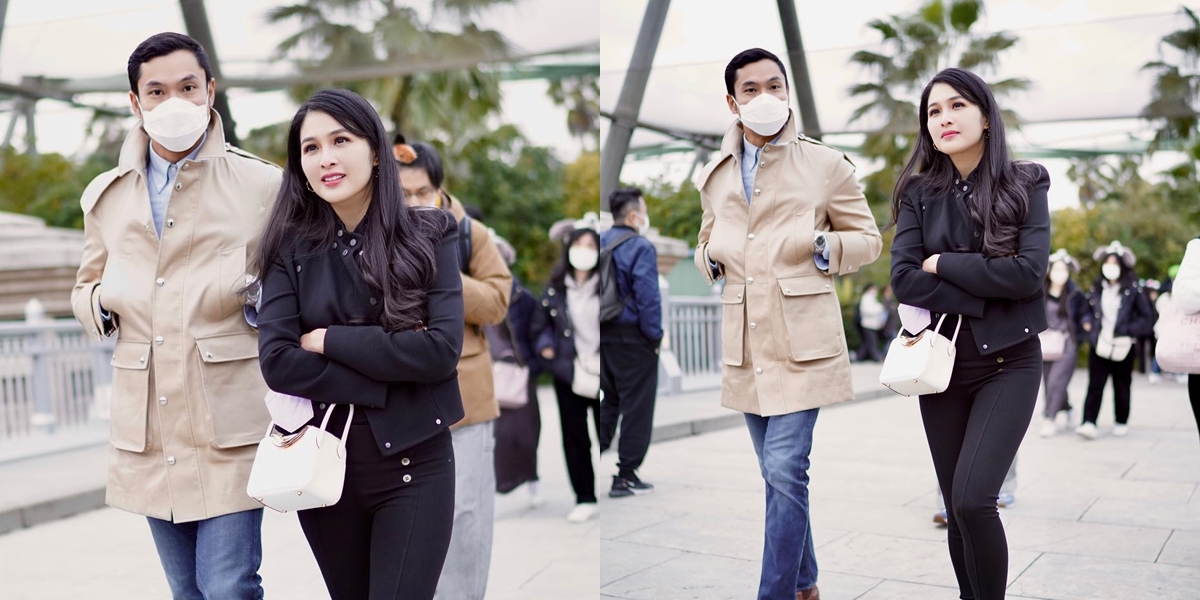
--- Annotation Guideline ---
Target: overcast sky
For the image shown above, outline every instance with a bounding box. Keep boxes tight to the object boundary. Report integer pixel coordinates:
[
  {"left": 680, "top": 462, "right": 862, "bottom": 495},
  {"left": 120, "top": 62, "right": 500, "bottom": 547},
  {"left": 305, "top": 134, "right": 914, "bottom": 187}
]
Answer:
[
  {"left": 0, "top": 0, "right": 596, "bottom": 160},
  {"left": 601, "top": 0, "right": 1195, "bottom": 210}
]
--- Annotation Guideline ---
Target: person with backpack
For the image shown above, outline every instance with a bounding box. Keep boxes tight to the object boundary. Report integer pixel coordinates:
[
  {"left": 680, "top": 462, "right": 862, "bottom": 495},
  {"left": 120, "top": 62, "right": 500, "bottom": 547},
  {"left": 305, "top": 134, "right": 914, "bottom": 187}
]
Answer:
[
  {"left": 395, "top": 137, "right": 512, "bottom": 600},
  {"left": 598, "top": 187, "right": 663, "bottom": 498}
]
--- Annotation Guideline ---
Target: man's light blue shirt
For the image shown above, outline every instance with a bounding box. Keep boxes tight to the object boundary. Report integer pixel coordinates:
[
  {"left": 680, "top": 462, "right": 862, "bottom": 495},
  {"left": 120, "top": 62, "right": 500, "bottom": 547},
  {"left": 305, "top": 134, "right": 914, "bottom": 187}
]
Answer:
[{"left": 146, "top": 132, "right": 207, "bottom": 238}]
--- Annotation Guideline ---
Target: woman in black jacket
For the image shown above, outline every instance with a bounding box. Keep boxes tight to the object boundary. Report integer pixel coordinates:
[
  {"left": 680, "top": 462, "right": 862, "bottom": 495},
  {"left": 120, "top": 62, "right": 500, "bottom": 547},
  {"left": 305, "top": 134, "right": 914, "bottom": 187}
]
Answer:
[
  {"left": 535, "top": 227, "right": 602, "bottom": 524},
  {"left": 254, "top": 89, "right": 463, "bottom": 600},
  {"left": 1039, "top": 250, "right": 1086, "bottom": 437},
  {"left": 1075, "top": 241, "right": 1154, "bottom": 440},
  {"left": 889, "top": 68, "right": 1050, "bottom": 600}
]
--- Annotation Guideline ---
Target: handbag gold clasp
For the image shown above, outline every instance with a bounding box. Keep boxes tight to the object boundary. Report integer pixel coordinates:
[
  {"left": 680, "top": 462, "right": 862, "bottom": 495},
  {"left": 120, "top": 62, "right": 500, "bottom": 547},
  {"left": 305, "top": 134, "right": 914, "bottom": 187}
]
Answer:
[
  {"left": 270, "top": 427, "right": 308, "bottom": 449},
  {"left": 900, "top": 330, "right": 926, "bottom": 347}
]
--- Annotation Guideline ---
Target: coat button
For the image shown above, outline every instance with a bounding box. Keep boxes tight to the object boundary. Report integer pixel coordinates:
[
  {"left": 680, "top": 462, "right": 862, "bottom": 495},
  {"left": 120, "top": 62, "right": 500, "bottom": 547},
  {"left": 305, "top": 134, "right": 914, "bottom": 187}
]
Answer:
[
  {"left": 1024, "top": 328, "right": 1030, "bottom": 333},
  {"left": 401, "top": 458, "right": 410, "bottom": 466},
  {"left": 319, "top": 403, "right": 327, "bottom": 410},
  {"left": 370, "top": 298, "right": 377, "bottom": 305},
  {"left": 384, "top": 442, "right": 392, "bottom": 449},
  {"left": 754, "top": 189, "right": 761, "bottom": 196},
  {"left": 167, "top": 456, "right": 176, "bottom": 466},
  {"left": 166, "top": 219, "right": 174, "bottom": 228},
  {"left": 748, "top": 277, "right": 755, "bottom": 284},
  {"left": 156, "top": 278, "right": 165, "bottom": 286},
  {"left": 155, "top": 336, "right": 164, "bottom": 345},
  {"left": 338, "top": 230, "right": 344, "bottom": 236},
  {"left": 350, "top": 239, "right": 357, "bottom": 247},
  {"left": 175, "top": 183, "right": 182, "bottom": 191},
  {"left": 296, "top": 265, "right": 302, "bottom": 273},
  {"left": 403, "top": 474, "right": 412, "bottom": 483},
  {"left": 550, "top": 309, "right": 558, "bottom": 317},
  {"left": 760, "top": 161, "right": 766, "bottom": 168},
  {"left": 333, "top": 242, "right": 338, "bottom": 249},
  {"left": 785, "top": 288, "right": 790, "bottom": 294},
  {"left": 750, "top": 323, "right": 757, "bottom": 330},
  {"left": 342, "top": 249, "right": 349, "bottom": 256},
  {"left": 748, "top": 233, "right": 755, "bottom": 240},
  {"left": 755, "top": 368, "right": 763, "bottom": 374},
  {"left": 737, "top": 294, "right": 742, "bottom": 300},
  {"left": 825, "top": 284, "right": 830, "bottom": 289},
  {"left": 565, "top": 330, "right": 572, "bottom": 337},
  {"left": 159, "top": 396, "right": 167, "bottom": 406},
  {"left": 435, "top": 419, "right": 442, "bottom": 425},
  {"left": 205, "top": 352, "right": 213, "bottom": 359},
  {"left": 982, "top": 344, "right": 989, "bottom": 350},
  {"left": 997, "top": 357, "right": 1004, "bottom": 363},
  {"left": 139, "top": 356, "right": 146, "bottom": 364}
]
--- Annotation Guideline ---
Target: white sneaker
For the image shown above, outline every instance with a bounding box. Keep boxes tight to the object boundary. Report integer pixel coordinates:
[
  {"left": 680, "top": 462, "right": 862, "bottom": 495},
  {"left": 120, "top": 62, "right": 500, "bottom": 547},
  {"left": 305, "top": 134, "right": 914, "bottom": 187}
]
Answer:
[
  {"left": 527, "top": 482, "right": 546, "bottom": 509},
  {"left": 1113, "top": 424, "right": 1129, "bottom": 437},
  {"left": 1040, "top": 420, "right": 1058, "bottom": 438},
  {"left": 1149, "top": 372, "right": 1162, "bottom": 384},
  {"left": 1054, "top": 411, "right": 1069, "bottom": 429},
  {"left": 1076, "top": 422, "right": 1098, "bottom": 440},
  {"left": 1178, "top": 373, "right": 1191, "bottom": 385},
  {"left": 567, "top": 503, "right": 598, "bottom": 524}
]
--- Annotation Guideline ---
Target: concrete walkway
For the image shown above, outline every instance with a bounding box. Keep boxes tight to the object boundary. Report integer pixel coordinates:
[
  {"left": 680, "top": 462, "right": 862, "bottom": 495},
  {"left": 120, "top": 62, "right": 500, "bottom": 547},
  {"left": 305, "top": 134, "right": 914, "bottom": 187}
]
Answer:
[{"left": 599, "top": 365, "right": 1200, "bottom": 600}]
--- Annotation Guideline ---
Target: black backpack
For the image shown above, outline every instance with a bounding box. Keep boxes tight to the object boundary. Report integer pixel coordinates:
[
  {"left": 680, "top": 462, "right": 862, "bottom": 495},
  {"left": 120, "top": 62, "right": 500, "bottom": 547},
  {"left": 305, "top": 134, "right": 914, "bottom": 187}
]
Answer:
[{"left": 598, "top": 231, "right": 640, "bottom": 324}]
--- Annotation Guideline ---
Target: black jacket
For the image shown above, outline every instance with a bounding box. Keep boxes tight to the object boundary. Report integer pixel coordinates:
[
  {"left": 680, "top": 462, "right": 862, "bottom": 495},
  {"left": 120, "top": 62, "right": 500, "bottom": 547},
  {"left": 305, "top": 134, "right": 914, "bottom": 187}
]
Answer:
[
  {"left": 533, "top": 281, "right": 578, "bottom": 385},
  {"left": 257, "top": 210, "right": 465, "bottom": 456},
  {"left": 1046, "top": 279, "right": 1088, "bottom": 344},
  {"left": 1078, "top": 280, "right": 1155, "bottom": 345},
  {"left": 890, "top": 163, "right": 1051, "bottom": 355}
]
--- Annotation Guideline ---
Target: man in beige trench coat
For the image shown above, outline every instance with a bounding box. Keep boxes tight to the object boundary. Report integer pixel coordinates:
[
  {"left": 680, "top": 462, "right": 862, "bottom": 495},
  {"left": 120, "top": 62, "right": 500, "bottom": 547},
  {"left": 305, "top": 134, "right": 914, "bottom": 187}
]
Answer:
[
  {"left": 694, "top": 48, "right": 882, "bottom": 600},
  {"left": 71, "top": 33, "right": 281, "bottom": 599}
]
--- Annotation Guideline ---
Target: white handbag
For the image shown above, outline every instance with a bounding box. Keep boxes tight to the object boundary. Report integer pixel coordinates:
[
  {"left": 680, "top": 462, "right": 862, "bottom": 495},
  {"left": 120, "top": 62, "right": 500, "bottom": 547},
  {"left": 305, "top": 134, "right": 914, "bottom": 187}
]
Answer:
[
  {"left": 246, "top": 403, "right": 354, "bottom": 512},
  {"left": 1039, "top": 329, "right": 1068, "bottom": 362},
  {"left": 493, "top": 359, "right": 530, "bottom": 410},
  {"left": 1095, "top": 332, "right": 1134, "bottom": 362},
  {"left": 879, "top": 314, "right": 963, "bottom": 397},
  {"left": 572, "top": 354, "right": 601, "bottom": 399},
  {"left": 1156, "top": 295, "right": 1200, "bottom": 374}
]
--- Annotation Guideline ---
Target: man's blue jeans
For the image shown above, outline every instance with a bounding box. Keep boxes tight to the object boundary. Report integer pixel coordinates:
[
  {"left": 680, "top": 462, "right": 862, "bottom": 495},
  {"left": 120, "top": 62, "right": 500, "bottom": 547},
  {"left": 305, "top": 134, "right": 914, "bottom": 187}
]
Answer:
[
  {"left": 745, "top": 409, "right": 819, "bottom": 600},
  {"left": 146, "top": 508, "right": 264, "bottom": 600}
]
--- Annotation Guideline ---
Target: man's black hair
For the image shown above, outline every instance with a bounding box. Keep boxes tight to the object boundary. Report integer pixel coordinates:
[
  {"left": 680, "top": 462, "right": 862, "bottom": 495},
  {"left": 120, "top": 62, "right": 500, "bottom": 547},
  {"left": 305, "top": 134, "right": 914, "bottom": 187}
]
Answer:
[
  {"left": 127, "top": 32, "right": 213, "bottom": 96},
  {"left": 394, "top": 133, "right": 446, "bottom": 189},
  {"left": 609, "top": 187, "right": 644, "bottom": 224},
  {"left": 724, "top": 48, "right": 788, "bottom": 97}
]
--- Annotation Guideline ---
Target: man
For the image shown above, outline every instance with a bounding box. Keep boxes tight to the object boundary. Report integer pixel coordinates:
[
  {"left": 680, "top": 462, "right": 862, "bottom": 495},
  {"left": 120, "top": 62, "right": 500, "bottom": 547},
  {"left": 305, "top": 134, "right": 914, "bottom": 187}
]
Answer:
[
  {"left": 395, "top": 137, "right": 512, "bottom": 600},
  {"left": 599, "top": 187, "right": 663, "bottom": 498},
  {"left": 693, "top": 48, "right": 882, "bottom": 600},
  {"left": 70, "top": 33, "right": 281, "bottom": 599}
]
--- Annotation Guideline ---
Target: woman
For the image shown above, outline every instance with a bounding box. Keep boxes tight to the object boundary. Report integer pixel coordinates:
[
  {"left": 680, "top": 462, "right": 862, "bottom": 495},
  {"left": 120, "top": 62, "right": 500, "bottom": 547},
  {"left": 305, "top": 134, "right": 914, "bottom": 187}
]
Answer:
[
  {"left": 1040, "top": 249, "right": 1086, "bottom": 437},
  {"left": 254, "top": 89, "right": 463, "bottom": 600},
  {"left": 1076, "top": 241, "right": 1154, "bottom": 440},
  {"left": 535, "top": 227, "right": 602, "bottom": 524},
  {"left": 889, "top": 67, "right": 1050, "bottom": 600},
  {"left": 856, "top": 284, "right": 887, "bottom": 362},
  {"left": 1174, "top": 237, "right": 1200, "bottom": 436}
]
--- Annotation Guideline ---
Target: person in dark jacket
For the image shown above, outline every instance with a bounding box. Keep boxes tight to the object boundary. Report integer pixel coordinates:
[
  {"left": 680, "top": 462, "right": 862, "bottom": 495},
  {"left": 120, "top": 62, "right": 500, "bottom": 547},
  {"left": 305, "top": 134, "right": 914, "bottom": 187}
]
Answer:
[
  {"left": 254, "top": 89, "right": 463, "bottom": 600},
  {"left": 889, "top": 68, "right": 1050, "bottom": 600},
  {"left": 1075, "top": 241, "right": 1155, "bottom": 440},
  {"left": 598, "top": 187, "right": 662, "bottom": 498},
  {"left": 537, "top": 226, "right": 603, "bottom": 523},
  {"left": 1039, "top": 249, "right": 1087, "bottom": 437},
  {"left": 489, "top": 236, "right": 544, "bottom": 506}
]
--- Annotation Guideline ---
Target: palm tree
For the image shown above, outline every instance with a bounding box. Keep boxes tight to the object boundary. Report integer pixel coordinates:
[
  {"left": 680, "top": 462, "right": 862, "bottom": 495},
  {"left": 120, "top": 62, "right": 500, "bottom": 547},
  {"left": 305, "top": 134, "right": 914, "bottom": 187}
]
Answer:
[
  {"left": 847, "top": 0, "right": 1029, "bottom": 207},
  {"left": 547, "top": 75, "right": 600, "bottom": 150},
  {"left": 1142, "top": 6, "right": 1200, "bottom": 152},
  {"left": 266, "top": 0, "right": 514, "bottom": 143}
]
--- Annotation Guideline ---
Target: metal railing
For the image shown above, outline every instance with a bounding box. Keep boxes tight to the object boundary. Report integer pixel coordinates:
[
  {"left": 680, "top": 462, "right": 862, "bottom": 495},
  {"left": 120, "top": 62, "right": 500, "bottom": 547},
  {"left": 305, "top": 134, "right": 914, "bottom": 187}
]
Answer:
[
  {"left": 663, "top": 296, "right": 723, "bottom": 393},
  {"left": 0, "top": 319, "right": 113, "bottom": 444}
]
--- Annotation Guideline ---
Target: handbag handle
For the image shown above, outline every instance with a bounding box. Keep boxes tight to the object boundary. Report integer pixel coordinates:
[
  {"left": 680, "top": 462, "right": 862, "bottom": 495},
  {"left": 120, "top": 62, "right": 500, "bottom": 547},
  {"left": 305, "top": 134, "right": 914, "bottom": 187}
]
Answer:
[
  {"left": 932, "top": 314, "right": 964, "bottom": 351},
  {"left": 315, "top": 402, "right": 355, "bottom": 455}
]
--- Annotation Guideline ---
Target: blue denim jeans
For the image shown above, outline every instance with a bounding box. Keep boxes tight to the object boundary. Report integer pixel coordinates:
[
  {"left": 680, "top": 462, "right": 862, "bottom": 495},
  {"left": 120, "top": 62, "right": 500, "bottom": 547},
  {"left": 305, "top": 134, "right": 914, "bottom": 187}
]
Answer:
[
  {"left": 745, "top": 409, "right": 819, "bottom": 600},
  {"left": 146, "top": 509, "right": 264, "bottom": 600}
]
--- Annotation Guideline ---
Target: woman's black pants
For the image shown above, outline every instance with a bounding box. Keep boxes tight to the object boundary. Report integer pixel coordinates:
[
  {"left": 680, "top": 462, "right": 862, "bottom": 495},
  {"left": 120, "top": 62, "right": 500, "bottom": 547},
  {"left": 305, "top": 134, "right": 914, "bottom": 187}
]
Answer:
[
  {"left": 298, "top": 423, "right": 455, "bottom": 600},
  {"left": 554, "top": 379, "right": 601, "bottom": 504},
  {"left": 919, "top": 324, "right": 1041, "bottom": 600},
  {"left": 1082, "top": 349, "right": 1135, "bottom": 426}
]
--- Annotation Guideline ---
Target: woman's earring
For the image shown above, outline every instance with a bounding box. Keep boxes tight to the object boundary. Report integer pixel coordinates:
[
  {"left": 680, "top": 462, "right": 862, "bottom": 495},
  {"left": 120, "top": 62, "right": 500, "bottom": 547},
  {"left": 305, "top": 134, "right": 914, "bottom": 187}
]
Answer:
[
  {"left": 373, "top": 165, "right": 379, "bottom": 179},
  {"left": 306, "top": 180, "right": 314, "bottom": 192}
]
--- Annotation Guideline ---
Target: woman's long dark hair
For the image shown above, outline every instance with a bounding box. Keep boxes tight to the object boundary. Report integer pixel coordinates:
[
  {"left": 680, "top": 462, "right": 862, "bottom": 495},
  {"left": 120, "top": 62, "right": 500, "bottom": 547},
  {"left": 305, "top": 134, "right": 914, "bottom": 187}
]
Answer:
[
  {"left": 549, "top": 228, "right": 601, "bottom": 292},
  {"left": 891, "top": 67, "right": 1036, "bottom": 257},
  {"left": 252, "top": 89, "right": 445, "bottom": 330}
]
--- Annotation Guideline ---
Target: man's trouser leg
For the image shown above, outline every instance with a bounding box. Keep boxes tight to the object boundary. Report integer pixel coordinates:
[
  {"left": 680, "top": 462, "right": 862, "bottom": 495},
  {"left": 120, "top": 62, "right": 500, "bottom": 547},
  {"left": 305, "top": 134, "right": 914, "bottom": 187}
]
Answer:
[
  {"left": 147, "top": 509, "right": 264, "bottom": 600},
  {"left": 434, "top": 420, "right": 496, "bottom": 600},
  {"left": 604, "top": 340, "right": 658, "bottom": 477}
]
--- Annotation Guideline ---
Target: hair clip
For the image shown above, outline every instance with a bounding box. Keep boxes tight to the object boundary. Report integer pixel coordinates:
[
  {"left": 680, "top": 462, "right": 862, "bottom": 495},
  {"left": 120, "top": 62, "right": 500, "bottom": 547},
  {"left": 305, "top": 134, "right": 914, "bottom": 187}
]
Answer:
[{"left": 393, "top": 143, "right": 417, "bottom": 165}]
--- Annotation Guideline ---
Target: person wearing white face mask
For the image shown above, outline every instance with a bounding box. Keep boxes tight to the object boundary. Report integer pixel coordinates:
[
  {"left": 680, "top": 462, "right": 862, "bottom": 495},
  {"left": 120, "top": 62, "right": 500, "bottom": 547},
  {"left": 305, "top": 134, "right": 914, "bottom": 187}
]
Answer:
[
  {"left": 1039, "top": 250, "right": 1087, "bottom": 437},
  {"left": 535, "top": 227, "right": 603, "bottom": 522},
  {"left": 1076, "top": 242, "right": 1155, "bottom": 440},
  {"left": 69, "top": 33, "right": 282, "bottom": 600},
  {"left": 694, "top": 48, "right": 882, "bottom": 600}
]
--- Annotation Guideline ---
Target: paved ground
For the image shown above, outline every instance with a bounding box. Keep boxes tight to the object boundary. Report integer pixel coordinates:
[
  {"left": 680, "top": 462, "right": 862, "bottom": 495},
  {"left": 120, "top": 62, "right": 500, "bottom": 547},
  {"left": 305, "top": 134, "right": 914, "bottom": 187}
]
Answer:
[{"left": 599, "top": 366, "right": 1200, "bottom": 600}]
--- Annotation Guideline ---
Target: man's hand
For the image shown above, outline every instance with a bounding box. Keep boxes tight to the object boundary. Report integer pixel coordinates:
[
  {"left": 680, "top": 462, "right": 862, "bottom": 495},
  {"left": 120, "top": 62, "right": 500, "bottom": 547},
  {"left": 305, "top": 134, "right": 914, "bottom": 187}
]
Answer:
[
  {"left": 922, "top": 254, "right": 941, "bottom": 275},
  {"left": 300, "top": 329, "right": 327, "bottom": 354}
]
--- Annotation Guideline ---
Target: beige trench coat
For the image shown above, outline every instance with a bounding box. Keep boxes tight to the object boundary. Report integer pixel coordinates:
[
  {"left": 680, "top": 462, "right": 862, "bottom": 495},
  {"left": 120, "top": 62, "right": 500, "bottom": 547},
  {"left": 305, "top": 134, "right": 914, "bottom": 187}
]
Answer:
[
  {"left": 694, "top": 114, "right": 882, "bottom": 416},
  {"left": 444, "top": 193, "right": 512, "bottom": 428},
  {"left": 71, "top": 113, "right": 282, "bottom": 523}
]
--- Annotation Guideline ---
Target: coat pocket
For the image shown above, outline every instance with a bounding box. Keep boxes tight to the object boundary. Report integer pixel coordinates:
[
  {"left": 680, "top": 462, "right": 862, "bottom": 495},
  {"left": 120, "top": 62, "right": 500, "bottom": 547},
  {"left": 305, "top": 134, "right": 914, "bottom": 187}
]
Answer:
[
  {"left": 196, "top": 332, "right": 269, "bottom": 448},
  {"left": 777, "top": 275, "right": 844, "bottom": 362},
  {"left": 720, "top": 284, "right": 746, "bottom": 366},
  {"left": 109, "top": 340, "right": 151, "bottom": 452},
  {"left": 217, "top": 245, "right": 248, "bottom": 320}
]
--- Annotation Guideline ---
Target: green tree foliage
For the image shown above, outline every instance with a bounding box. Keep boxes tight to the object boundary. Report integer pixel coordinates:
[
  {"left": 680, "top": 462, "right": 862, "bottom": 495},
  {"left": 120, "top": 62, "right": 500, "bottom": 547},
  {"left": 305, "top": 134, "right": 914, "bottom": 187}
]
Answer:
[
  {"left": 0, "top": 149, "right": 116, "bottom": 230},
  {"left": 635, "top": 177, "right": 703, "bottom": 244},
  {"left": 562, "top": 151, "right": 599, "bottom": 220}
]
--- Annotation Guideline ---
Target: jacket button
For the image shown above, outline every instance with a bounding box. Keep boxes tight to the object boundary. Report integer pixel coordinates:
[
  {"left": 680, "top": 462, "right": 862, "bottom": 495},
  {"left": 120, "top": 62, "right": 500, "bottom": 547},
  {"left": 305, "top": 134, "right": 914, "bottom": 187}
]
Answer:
[
  {"left": 166, "top": 456, "right": 176, "bottom": 466},
  {"left": 155, "top": 336, "right": 164, "bottom": 345},
  {"left": 403, "top": 474, "right": 412, "bottom": 483},
  {"left": 338, "top": 230, "right": 344, "bottom": 236},
  {"left": 139, "top": 356, "right": 146, "bottom": 364},
  {"left": 205, "top": 352, "right": 213, "bottom": 359},
  {"left": 759, "top": 161, "right": 766, "bottom": 168},
  {"left": 384, "top": 442, "right": 392, "bottom": 449},
  {"left": 565, "top": 330, "right": 572, "bottom": 337},
  {"left": 156, "top": 278, "right": 165, "bottom": 286},
  {"left": 436, "top": 419, "right": 442, "bottom": 425},
  {"left": 296, "top": 265, "right": 302, "bottom": 273},
  {"left": 370, "top": 298, "right": 377, "bottom": 305},
  {"left": 748, "top": 277, "right": 755, "bottom": 284},
  {"left": 350, "top": 239, "right": 357, "bottom": 247},
  {"left": 982, "top": 344, "right": 989, "bottom": 350},
  {"left": 166, "top": 219, "right": 174, "bottom": 228},
  {"left": 401, "top": 458, "right": 410, "bottom": 466},
  {"left": 333, "top": 242, "right": 338, "bottom": 249},
  {"left": 175, "top": 183, "right": 182, "bottom": 191},
  {"left": 750, "top": 323, "right": 757, "bottom": 330},
  {"left": 997, "top": 357, "right": 1004, "bottom": 363},
  {"left": 748, "top": 233, "right": 755, "bottom": 240},
  {"left": 825, "top": 284, "right": 830, "bottom": 289},
  {"left": 1024, "top": 328, "right": 1030, "bottom": 333},
  {"left": 319, "top": 403, "right": 327, "bottom": 410},
  {"left": 754, "top": 189, "right": 761, "bottom": 196},
  {"left": 755, "top": 368, "right": 763, "bottom": 374},
  {"left": 342, "top": 249, "right": 349, "bottom": 256},
  {"left": 737, "top": 294, "right": 743, "bottom": 300},
  {"left": 159, "top": 397, "right": 167, "bottom": 406},
  {"left": 550, "top": 309, "right": 558, "bottom": 317}
]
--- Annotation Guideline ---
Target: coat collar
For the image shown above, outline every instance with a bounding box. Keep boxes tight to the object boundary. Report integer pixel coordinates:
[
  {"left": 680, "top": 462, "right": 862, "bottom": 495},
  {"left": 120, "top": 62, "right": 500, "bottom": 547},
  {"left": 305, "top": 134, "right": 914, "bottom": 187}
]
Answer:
[
  {"left": 718, "top": 110, "right": 799, "bottom": 162},
  {"left": 118, "top": 109, "right": 228, "bottom": 177}
]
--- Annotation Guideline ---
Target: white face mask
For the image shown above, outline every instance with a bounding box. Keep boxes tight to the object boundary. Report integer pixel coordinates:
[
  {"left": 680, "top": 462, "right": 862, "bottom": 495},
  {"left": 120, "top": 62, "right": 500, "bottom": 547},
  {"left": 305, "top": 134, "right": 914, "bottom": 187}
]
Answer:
[
  {"left": 568, "top": 247, "right": 599, "bottom": 271},
  {"left": 1049, "top": 268, "right": 1069, "bottom": 285},
  {"left": 735, "top": 93, "right": 790, "bottom": 137},
  {"left": 139, "top": 97, "right": 211, "bottom": 153},
  {"left": 633, "top": 212, "right": 651, "bottom": 236},
  {"left": 1102, "top": 263, "right": 1122, "bottom": 282}
]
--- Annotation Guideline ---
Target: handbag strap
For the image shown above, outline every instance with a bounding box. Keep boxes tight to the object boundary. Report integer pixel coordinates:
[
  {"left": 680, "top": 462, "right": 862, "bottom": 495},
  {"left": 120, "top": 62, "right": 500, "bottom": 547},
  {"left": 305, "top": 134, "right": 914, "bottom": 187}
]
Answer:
[
  {"left": 933, "top": 313, "right": 964, "bottom": 347},
  {"left": 316, "top": 403, "right": 355, "bottom": 454}
]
